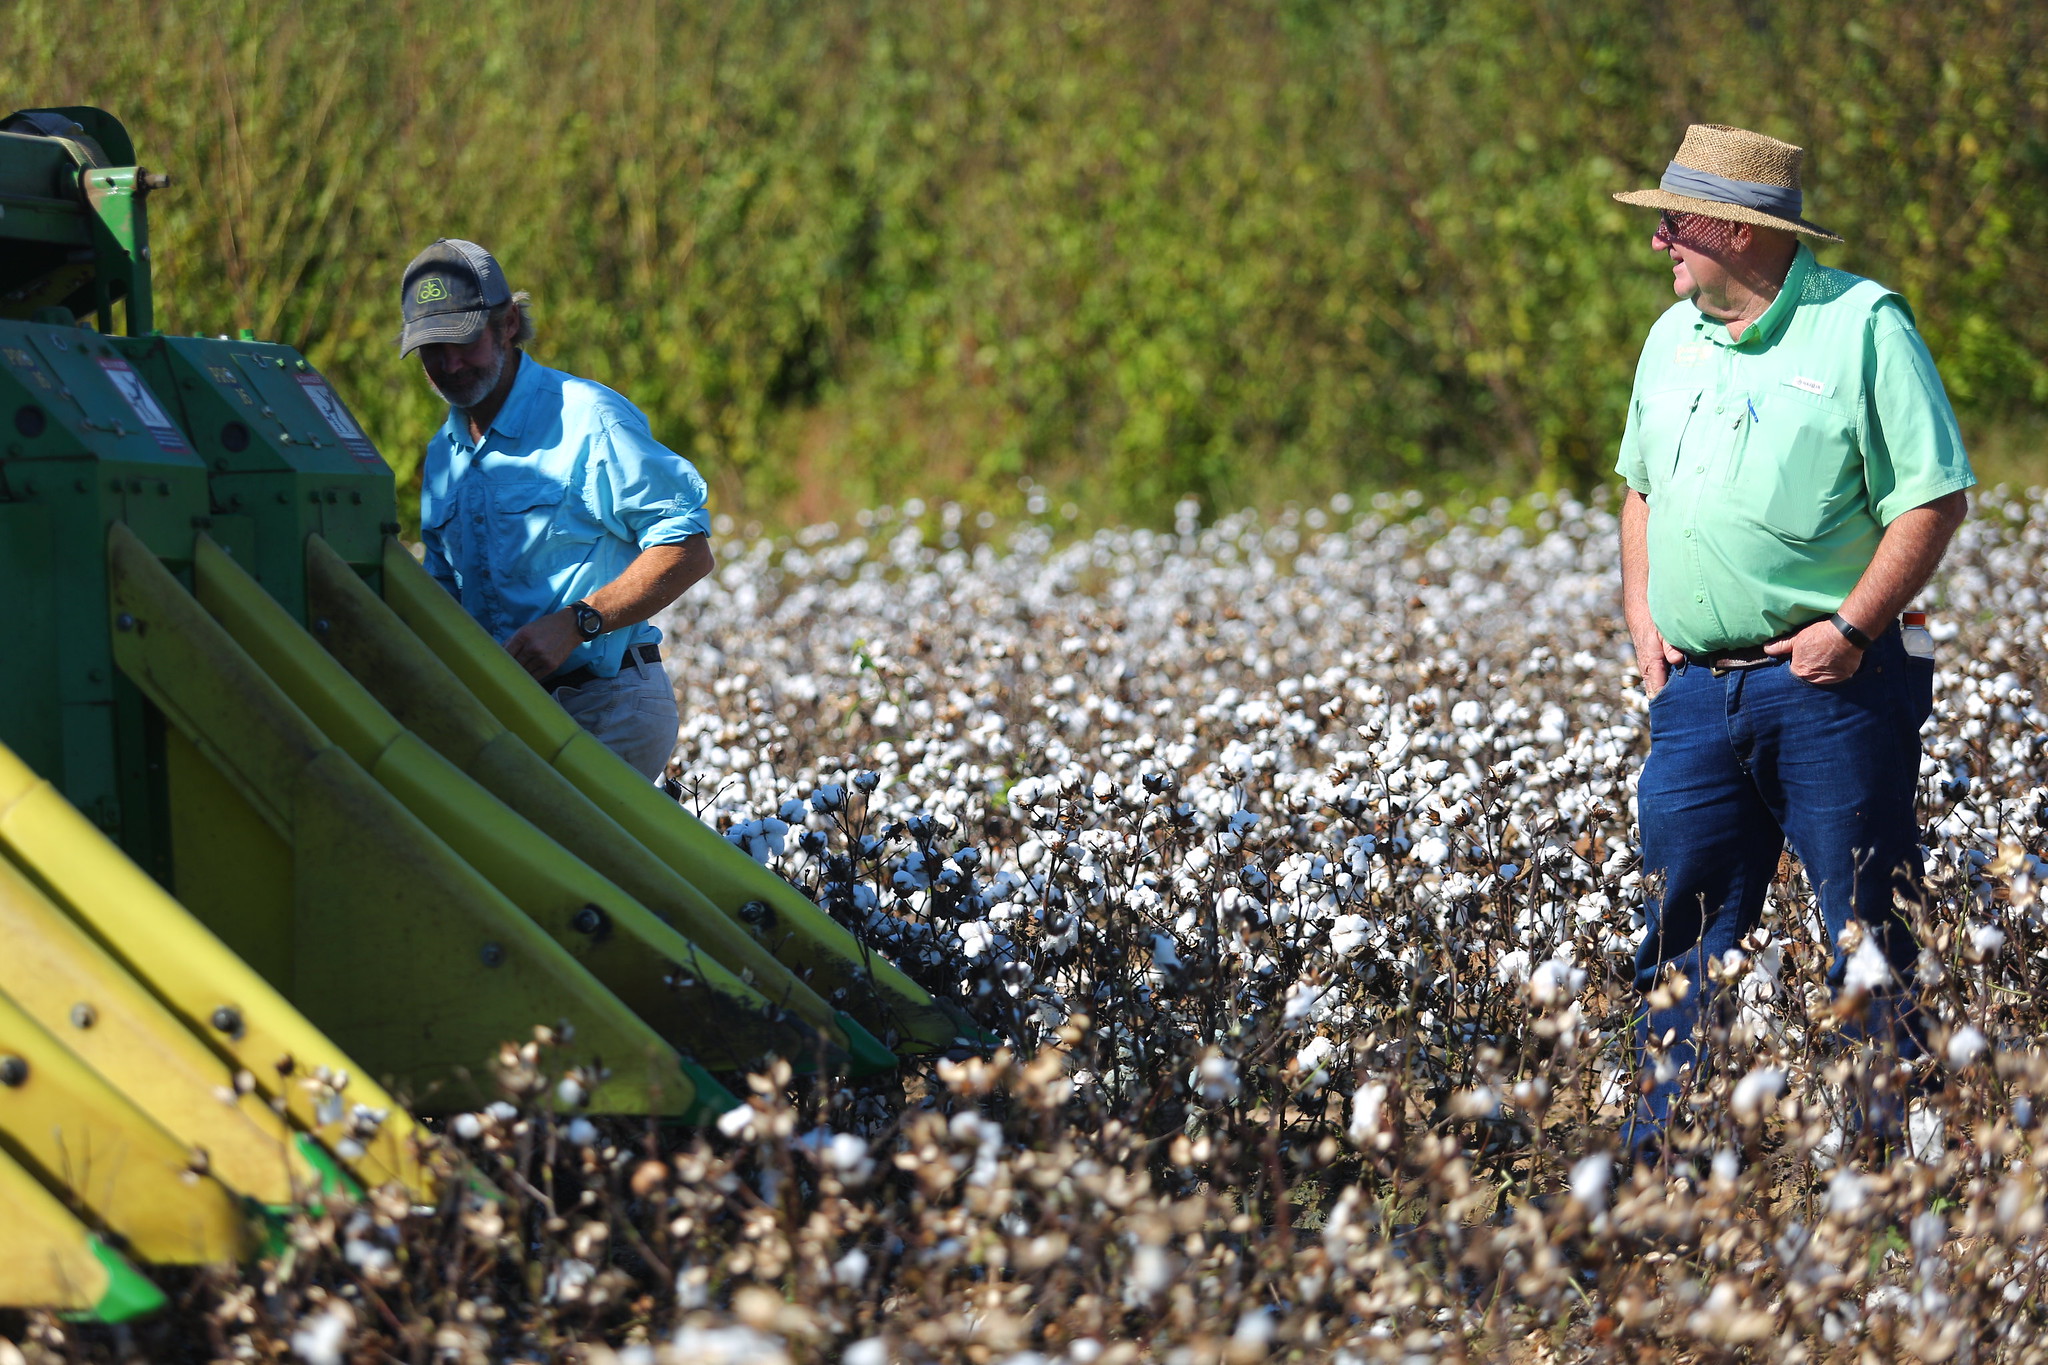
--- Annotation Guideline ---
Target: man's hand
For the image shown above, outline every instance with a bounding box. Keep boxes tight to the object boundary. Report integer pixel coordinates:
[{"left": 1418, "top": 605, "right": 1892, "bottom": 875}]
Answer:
[
  {"left": 1763, "top": 618, "right": 1864, "bottom": 684},
  {"left": 1634, "top": 627, "right": 1685, "bottom": 698},
  {"left": 505, "top": 609, "right": 583, "bottom": 681}
]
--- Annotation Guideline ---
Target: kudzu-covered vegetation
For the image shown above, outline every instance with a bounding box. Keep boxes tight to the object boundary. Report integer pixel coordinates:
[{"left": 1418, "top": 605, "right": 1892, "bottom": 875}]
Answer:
[{"left": 11, "top": 0, "right": 2047, "bottom": 522}]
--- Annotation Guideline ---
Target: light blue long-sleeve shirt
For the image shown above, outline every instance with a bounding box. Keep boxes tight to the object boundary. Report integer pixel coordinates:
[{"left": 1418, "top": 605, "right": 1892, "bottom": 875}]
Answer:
[{"left": 418, "top": 355, "right": 711, "bottom": 678}]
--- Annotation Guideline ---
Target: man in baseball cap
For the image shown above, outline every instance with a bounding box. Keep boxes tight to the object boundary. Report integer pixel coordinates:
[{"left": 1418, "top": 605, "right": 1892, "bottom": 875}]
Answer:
[
  {"left": 400, "top": 239, "right": 714, "bottom": 780},
  {"left": 399, "top": 238, "right": 513, "bottom": 357}
]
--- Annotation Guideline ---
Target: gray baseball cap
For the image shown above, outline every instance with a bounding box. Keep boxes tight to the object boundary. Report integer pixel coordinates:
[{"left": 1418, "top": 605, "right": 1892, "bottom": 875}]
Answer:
[{"left": 397, "top": 239, "right": 511, "bottom": 356}]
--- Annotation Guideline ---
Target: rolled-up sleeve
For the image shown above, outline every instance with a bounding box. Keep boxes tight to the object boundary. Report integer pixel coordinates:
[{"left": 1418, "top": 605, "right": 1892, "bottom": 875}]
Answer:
[
  {"left": 585, "top": 409, "right": 712, "bottom": 548},
  {"left": 1863, "top": 301, "right": 1975, "bottom": 524}
]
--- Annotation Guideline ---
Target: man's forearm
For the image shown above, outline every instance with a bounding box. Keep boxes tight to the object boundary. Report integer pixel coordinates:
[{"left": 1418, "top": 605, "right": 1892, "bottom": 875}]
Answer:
[
  {"left": 1620, "top": 489, "right": 1655, "bottom": 643},
  {"left": 1837, "top": 491, "right": 1968, "bottom": 637},
  {"left": 582, "top": 536, "right": 715, "bottom": 631},
  {"left": 1620, "top": 488, "right": 1677, "bottom": 693}
]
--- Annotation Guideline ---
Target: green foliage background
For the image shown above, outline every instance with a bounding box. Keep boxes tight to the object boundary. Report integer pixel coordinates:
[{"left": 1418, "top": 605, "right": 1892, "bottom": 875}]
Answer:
[{"left": 8, "top": 0, "right": 2045, "bottom": 526}]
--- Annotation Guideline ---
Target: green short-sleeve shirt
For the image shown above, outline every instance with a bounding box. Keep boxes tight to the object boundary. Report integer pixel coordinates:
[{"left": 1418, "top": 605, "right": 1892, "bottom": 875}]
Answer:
[{"left": 1614, "top": 244, "right": 1975, "bottom": 655}]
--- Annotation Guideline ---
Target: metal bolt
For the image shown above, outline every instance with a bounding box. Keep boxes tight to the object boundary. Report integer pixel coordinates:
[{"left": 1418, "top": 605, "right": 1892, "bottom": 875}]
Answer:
[
  {"left": 69, "top": 1003, "right": 96, "bottom": 1029},
  {"left": 312, "top": 618, "right": 330, "bottom": 635},
  {"left": 0, "top": 1056, "right": 25, "bottom": 1087},
  {"left": 571, "top": 905, "right": 606, "bottom": 935},
  {"left": 211, "top": 1006, "right": 244, "bottom": 1038},
  {"left": 739, "top": 900, "right": 774, "bottom": 929},
  {"left": 479, "top": 942, "right": 505, "bottom": 968},
  {"left": 115, "top": 613, "right": 135, "bottom": 631}
]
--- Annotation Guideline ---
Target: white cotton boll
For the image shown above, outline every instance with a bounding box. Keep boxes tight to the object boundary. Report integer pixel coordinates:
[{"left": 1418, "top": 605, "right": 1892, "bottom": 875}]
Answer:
[
  {"left": 842, "top": 1342, "right": 887, "bottom": 1365},
  {"left": 1712, "top": 1148, "right": 1741, "bottom": 1185},
  {"left": 1529, "top": 958, "right": 1587, "bottom": 1005},
  {"left": 834, "top": 1247, "right": 870, "bottom": 1286},
  {"left": 1412, "top": 835, "right": 1450, "bottom": 867},
  {"left": 1092, "top": 771, "right": 1116, "bottom": 802},
  {"left": 1450, "top": 699, "right": 1484, "bottom": 729},
  {"left": 1348, "top": 1079, "right": 1389, "bottom": 1147},
  {"left": 958, "top": 920, "right": 996, "bottom": 957},
  {"left": 1232, "top": 1310, "right": 1276, "bottom": 1347},
  {"left": 1827, "top": 1169, "right": 1871, "bottom": 1217},
  {"left": 1192, "top": 1053, "right": 1240, "bottom": 1104},
  {"left": 1281, "top": 979, "right": 1327, "bottom": 1028},
  {"left": 290, "top": 1307, "right": 351, "bottom": 1365},
  {"left": 1330, "top": 914, "right": 1369, "bottom": 955},
  {"left": 1840, "top": 933, "right": 1895, "bottom": 994},
  {"left": 556, "top": 1076, "right": 588, "bottom": 1109},
  {"left": 565, "top": 1118, "right": 600, "bottom": 1147},
  {"left": 1495, "top": 947, "right": 1532, "bottom": 986},
  {"left": 1128, "top": 1245, "right": 1173, "bottom": 1300},
  {"left": 1969, "top": 924, "right": 2008, "bottom": 959},
  {"left": 1019, "top": 839, "right": 1046, "bottom": 870},
  {"left": 1730, "top": 1067, "right": 1786, "bottom": 1124},
  {"left": 451, "top": 1112, "right": 483, "bottom": 1140},
  {"left": 1293, "top": 1035, "right": 1336, "bottom": 1088},
  {"left": 1948, "top": 1026, "right": 1989, "bottom": 1068},
  {"left": 1569, "top": 1154, "right": 1611, "bottom": 1213},
  {"left": 716, "top": 1105, "right": 758, "bottom": 1139},
  {"left": 486, "top": 1100, "right": 518, "bottom": 1122}
]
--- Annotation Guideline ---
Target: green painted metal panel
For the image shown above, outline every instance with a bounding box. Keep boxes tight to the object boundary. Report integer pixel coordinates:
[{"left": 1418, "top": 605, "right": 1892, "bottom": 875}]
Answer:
[{"left": 110, "top": 335, "right": 396, "bottom": 623}]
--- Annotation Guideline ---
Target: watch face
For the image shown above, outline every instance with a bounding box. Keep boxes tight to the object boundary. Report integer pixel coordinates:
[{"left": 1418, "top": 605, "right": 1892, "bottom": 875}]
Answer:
[{"left": 575, "top": 604, "right": 602, "bottom": 639}]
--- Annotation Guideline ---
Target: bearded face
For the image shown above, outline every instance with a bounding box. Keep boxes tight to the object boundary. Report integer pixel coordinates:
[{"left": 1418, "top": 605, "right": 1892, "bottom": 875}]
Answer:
[{"left": 420, "top": 315, "right": 515, "bottom": 411}]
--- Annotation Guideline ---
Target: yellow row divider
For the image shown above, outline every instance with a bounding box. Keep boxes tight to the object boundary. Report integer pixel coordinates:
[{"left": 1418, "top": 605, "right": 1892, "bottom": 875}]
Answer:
[
  {"left": 0, "top": 851, "right": 330, "bottom": 1207},
  {"left": 0, "top": 1146, "right": 165, "bottom": 1321},
  {"left": 0, "top": 741, "right": 427, "bottom": 1196},
  {"left": 103, "top": 522, "right": 717, "bottom": 1120},
  {"left": 0, "top": 988, "right": 255, "bottom": 1265},
  {"left": 377, "top": 538, "right": 968, "bottom": 1055},
  {"left": 305, "top": 537, "right": 885, "bottom": 1065},
  {"left": 194, "top": 536, "right": 815, "bottom": 1073}
]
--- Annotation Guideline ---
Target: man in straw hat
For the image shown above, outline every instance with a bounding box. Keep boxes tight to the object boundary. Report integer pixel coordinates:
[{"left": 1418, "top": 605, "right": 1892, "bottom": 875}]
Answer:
[{"left": 1612, "top": 125, "right": 1974, "bottom": 1161}]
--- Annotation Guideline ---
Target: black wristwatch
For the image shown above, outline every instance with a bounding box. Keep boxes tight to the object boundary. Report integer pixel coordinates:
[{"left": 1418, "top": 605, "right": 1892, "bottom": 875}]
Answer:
[
  {"left": 1829, "top": 612, "right": 1874, "bottom": 650},
  {"left": 570, "top": 600, "right": 605, "bottom": 641}
]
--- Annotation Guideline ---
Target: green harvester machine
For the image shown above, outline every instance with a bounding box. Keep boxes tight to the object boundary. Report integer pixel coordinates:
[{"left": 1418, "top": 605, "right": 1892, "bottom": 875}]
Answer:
[{"left": 0, "top": 106, "right": 970, "bottom": 1320}]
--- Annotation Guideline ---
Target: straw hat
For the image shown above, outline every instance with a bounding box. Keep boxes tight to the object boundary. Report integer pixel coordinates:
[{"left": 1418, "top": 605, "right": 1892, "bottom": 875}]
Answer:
[{"left": 1614, "top": 123, "right": 1842, "bottom": 245}]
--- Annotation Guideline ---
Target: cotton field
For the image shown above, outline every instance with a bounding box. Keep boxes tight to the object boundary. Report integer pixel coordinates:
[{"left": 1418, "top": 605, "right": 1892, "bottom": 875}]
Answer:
[{"left": 56, "top": 488, "right": 2048, "bottom": 1364}]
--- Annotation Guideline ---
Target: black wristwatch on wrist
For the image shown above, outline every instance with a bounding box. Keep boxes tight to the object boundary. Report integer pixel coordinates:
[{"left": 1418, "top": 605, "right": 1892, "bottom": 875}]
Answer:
[
  {"left": 1829, "top": 611, "right": 1874, "bottom": 650},
  {"left": 570, "top": 600, "right": 605, "bottom": 641}
]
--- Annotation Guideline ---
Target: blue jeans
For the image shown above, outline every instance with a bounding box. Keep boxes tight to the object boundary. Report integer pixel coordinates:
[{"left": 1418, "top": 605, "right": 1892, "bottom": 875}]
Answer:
[{"left": 1627, "top": 624, "right": 1933, "bottom": 1149}]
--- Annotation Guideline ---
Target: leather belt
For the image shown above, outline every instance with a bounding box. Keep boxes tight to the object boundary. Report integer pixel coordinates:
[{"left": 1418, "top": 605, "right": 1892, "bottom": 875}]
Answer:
[
  {"left": 1684, "top": 644, "right": 1780, "bottom": 675},
  {"left": 542, "top": 641, "right": 662, "bottom": 694}
]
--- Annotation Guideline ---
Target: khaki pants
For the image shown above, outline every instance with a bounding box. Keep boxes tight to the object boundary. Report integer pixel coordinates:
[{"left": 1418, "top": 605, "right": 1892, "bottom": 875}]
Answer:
[{"left": 551, "top": 652, "right": 680, "bottom": 780}]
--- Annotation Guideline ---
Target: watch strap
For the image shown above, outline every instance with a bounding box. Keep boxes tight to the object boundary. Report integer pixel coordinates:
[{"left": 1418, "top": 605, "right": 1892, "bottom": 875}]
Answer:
[
  {"left": 1829, "top": 612, "right": 1874, "bottom": 650},
  {"left": 572, "top": 600, "right": 605, "bottom": 640}
]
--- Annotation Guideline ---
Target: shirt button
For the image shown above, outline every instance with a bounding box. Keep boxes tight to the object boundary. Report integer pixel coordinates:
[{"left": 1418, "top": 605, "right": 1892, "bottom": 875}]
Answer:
[
  {"left": 1715, "top": 405, "right": 1725, "bottom": 414},
  {"left": 1695, "top": 593, "right": 1705, "bottom": 603},
  {"left": 1684, "top": 529, "right": 1694, "bottom": 538},
  {"left": 1694, "top": 464, "right": 1704, "bottom": 473}
]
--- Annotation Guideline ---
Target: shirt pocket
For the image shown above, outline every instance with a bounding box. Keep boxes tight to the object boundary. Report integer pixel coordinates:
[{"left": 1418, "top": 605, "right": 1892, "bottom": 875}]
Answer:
[
  {"left": 488, "top": 476, "right": 569, "bottom": 570},
  {"left": 1637, "top": 385, "right": 1704, "bottom": 486},
  {"left": 1751, "top": 389, "right": 1860, "bottom": 540},
  {"left": 419, "top": 486, "right": 469, "bottom": 581}
]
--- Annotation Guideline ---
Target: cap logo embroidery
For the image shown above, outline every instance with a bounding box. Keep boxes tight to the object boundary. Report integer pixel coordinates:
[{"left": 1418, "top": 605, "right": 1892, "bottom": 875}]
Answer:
[{"left": 415, "top": 276, "right": 449, "bottom": 303}]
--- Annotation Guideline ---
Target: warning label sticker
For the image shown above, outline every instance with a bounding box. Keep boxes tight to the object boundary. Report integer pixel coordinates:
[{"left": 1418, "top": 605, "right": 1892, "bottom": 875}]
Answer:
[
  {"left": 96, "top": 358, "right": 190, "bottom": 452},
  {"left": 296, "top": 373, "right": 381, "bottom": 464}
]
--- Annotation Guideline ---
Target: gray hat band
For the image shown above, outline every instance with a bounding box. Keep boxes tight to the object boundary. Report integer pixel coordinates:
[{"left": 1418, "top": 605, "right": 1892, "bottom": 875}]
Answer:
[{"left": 1660, "top": 161, "right": 1803, "bottom": 219}]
